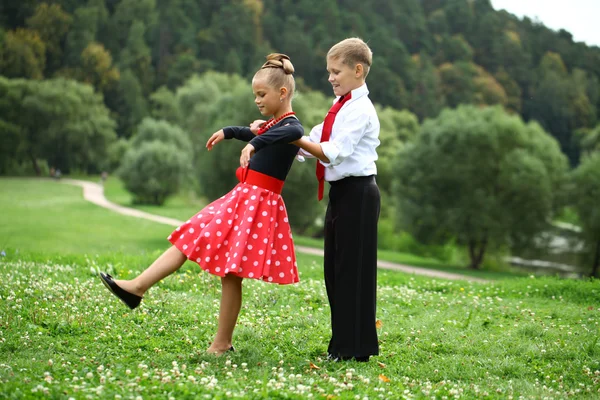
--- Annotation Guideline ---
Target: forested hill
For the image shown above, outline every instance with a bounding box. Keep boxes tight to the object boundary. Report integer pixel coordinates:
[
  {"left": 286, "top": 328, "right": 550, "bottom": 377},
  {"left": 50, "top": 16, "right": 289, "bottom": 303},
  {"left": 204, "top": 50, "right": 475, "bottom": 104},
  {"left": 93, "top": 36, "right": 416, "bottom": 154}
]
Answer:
[{"left": 1, "top": 0, "right": 599, "bottom": 163}]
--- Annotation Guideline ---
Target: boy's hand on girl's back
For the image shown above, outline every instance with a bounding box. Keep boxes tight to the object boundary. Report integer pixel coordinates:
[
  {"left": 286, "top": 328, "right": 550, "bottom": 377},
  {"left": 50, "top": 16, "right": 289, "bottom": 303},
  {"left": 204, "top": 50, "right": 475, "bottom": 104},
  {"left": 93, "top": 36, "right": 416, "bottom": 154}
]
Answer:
[
  {"left": 249, "top": 120, "right": 266, "bottom": 135},
  {"left": 206, "top": 130, "right": 225, "bottom": 151}
]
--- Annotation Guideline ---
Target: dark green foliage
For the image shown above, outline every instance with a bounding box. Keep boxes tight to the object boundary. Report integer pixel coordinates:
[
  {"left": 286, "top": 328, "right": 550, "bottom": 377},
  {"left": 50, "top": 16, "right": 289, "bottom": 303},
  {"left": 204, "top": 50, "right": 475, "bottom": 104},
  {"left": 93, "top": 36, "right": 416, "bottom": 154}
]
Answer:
[
  {"left": 118, "top": 140, "right": 190, "bottom": 205},
  {"left": 395, "top": 105, "right": 568, "bottom": 269},
  {"left": 569, "top": 153, "right": 600, "bottom": 277},
  {"left": 1, "top": 0, "right": 599, "bottom": 163}
]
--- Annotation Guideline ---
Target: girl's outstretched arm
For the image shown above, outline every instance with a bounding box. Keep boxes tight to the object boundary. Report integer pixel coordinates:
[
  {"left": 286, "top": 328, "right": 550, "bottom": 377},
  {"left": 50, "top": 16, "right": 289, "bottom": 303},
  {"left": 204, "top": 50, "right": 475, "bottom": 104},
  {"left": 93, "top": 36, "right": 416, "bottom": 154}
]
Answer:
[{"left": 206, "top": 129, "right": 225, "bottom": 151}]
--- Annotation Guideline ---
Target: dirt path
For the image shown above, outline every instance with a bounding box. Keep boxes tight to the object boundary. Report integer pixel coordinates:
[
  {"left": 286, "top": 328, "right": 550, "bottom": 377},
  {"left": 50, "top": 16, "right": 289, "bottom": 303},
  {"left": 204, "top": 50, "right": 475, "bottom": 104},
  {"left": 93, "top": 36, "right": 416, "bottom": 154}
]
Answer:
[{"left": 63, "top": 179, "right": 489, "bottom": 283}]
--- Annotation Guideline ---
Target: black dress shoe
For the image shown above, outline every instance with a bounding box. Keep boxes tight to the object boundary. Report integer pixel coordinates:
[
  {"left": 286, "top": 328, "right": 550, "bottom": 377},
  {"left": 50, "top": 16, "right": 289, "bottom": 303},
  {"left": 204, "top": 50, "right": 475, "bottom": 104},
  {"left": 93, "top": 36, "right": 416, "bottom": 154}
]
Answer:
[
  {"left": 99, "top": 272, "right": 142, "bottom": 310},
  {"left": 328, "top": 353, "right": 370, "bottom": 362}
]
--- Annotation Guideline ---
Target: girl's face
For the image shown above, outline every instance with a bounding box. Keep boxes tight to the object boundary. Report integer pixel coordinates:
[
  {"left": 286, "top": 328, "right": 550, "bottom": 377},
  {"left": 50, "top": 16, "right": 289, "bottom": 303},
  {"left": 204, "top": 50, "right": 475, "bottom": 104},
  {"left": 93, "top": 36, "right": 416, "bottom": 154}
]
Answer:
[
  {"left": 252, "top": 78, "right": 282, "bottom": 117},
  {"left": 326, "top": 57, "right": 362, "bottom": 97}
]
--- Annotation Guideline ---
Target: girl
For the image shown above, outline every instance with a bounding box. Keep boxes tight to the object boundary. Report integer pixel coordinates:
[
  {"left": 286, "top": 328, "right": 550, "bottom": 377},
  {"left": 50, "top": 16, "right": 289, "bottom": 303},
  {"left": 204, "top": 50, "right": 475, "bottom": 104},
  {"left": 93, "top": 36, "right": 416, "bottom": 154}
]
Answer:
[{"left": 99, "top": 53, "right": 304, "bottom": 355}]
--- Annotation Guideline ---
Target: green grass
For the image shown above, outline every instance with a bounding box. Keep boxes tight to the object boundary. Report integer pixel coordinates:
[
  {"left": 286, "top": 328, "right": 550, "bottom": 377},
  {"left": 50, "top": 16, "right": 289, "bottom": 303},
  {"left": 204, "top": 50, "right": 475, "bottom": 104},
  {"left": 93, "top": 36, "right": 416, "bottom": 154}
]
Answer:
[
  {"left": 554, "top": 206, "right": 581, "bottom": 227},
  {"left": 1, "top": 177, "right": 600, "bottom": 398},
  {"left": 0, "top": 178, "right": 172, "bottom": 255},
  {"left": 1, "top": 255, "right": 599, "bottom": 399},
  {"left": 102, "top": 177, "right": 208, "bottom": 221}
]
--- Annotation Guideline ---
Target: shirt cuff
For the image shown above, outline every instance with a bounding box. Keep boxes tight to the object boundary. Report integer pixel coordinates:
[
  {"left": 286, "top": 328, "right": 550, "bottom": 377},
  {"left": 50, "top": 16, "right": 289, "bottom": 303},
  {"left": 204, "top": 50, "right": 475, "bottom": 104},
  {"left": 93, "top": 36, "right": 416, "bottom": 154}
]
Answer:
[
  {"left": 223, "top": 127, "right": 234, "bottom": 139},
  {"left": 320, "top": 141, "right": 340, "bottom": 166},
  {"left": 297, "top": 147, "right": 314, "bottom": 158}
]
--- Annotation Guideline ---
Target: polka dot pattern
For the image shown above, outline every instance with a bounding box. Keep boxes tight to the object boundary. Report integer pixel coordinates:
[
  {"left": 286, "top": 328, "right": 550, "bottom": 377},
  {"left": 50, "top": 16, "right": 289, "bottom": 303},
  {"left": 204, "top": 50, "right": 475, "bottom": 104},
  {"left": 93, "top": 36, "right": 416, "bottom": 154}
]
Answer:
[{"left": 168, "top": 182, "right": 298, "bottom": 284}]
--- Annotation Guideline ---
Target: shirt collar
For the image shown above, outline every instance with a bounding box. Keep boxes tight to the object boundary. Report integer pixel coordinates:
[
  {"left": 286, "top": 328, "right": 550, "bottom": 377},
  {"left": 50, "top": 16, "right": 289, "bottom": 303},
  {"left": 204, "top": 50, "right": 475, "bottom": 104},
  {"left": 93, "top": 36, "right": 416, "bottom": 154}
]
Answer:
[{"left": 336, "top": 84, "right": 369, "bottom": 102}]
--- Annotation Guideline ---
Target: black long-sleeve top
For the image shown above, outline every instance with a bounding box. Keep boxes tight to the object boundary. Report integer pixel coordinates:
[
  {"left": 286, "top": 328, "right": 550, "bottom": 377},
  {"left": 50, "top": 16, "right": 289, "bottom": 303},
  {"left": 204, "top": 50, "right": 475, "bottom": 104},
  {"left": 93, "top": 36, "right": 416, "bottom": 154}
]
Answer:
[{"left": 223, "top": 116, "right": 304, "bottom": 181}]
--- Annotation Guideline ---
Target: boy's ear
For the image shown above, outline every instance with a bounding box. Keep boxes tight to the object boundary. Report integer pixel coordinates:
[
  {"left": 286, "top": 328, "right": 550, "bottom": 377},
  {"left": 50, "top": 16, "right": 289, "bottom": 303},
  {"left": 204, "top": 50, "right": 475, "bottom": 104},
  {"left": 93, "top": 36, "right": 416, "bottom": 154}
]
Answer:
[{"left": 355, "top": 63, "right": 364, "bottom": 78}]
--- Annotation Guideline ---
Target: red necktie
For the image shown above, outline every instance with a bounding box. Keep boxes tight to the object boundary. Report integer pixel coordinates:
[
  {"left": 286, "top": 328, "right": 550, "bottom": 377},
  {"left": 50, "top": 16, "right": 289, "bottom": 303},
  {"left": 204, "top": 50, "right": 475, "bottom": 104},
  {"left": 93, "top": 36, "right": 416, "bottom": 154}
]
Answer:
[{"left": 316, "top": 92, "right": 352, "bottom": 200}]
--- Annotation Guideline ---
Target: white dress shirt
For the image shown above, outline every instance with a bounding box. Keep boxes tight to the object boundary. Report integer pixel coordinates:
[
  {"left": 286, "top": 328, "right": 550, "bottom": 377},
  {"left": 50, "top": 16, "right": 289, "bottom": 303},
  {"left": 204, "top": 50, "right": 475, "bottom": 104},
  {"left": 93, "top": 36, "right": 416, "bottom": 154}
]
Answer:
[{"left": 299, "top": 84, "right": 380, "bottom": 182}]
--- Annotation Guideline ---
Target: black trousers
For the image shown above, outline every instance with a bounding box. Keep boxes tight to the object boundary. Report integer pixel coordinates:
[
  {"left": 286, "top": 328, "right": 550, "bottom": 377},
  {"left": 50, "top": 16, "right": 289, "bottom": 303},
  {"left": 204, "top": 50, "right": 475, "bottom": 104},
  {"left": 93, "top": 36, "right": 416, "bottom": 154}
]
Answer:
[{"left": 324, "top": 175, "right": 380, "bottom": 359}]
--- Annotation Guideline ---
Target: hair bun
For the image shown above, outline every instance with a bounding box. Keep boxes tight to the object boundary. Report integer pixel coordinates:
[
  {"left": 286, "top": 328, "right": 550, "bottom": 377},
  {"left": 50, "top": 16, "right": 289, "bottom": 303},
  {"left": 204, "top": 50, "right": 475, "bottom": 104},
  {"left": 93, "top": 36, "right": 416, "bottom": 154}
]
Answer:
[{"left": 262, "top": 53, "right": 294, "bottom": 75}]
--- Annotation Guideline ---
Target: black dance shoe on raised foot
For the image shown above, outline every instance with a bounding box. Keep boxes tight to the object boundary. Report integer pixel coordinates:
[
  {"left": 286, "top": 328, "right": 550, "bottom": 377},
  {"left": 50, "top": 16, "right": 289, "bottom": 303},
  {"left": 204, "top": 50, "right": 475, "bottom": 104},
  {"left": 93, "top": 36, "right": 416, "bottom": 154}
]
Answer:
[{"left": 99, "top": 272, "right": 142, "bottom": 310}]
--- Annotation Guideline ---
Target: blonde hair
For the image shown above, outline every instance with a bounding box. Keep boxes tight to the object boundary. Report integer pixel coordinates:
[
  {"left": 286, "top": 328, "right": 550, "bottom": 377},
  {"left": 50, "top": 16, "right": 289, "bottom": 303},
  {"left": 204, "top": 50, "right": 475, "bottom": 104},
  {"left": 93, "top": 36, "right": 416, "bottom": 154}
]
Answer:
[
  {"left": 253, "top": 53, "right": 296, "bottom": 99},
  {"left": 327, "top": 38, "right": 373, "bottom": 78}
]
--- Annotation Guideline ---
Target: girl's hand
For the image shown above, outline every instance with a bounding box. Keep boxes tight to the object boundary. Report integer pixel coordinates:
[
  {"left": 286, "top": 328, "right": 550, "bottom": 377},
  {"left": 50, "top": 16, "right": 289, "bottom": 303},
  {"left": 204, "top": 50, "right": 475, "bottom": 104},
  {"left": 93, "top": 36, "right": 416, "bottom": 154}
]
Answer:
[
  {"left": 240, "top": 144, "right": 255, "bottom": 168},
  {"left": 249, "top": 120, "right": 266, "bottom": 135},
  {"left": 206, "top": 130, "right": 225, "bottom": 151}
]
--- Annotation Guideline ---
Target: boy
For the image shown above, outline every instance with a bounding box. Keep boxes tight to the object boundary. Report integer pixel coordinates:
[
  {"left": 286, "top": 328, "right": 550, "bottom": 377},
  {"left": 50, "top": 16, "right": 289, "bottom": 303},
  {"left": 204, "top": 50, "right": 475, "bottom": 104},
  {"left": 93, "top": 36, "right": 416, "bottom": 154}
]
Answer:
[{"left": 294, "top": 37, "right": 380, "bottom": 362}]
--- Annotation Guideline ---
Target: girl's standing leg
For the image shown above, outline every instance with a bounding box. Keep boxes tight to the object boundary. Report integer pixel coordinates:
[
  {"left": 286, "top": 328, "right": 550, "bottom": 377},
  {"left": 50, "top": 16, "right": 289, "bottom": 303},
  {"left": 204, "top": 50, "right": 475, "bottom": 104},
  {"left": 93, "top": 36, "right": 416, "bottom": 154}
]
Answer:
[
  {"left": 207, "top": 274, "right": 243, "bottom": 354},
  {"left": 115, "top": 246, "right": 187, "bottom": 296}
]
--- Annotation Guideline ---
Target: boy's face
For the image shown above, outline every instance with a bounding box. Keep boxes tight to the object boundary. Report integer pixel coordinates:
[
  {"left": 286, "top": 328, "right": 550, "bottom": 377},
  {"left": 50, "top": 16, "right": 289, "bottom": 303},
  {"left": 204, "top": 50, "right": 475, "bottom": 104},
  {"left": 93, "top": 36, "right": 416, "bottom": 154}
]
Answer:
[{"left": 326, "top": 57, "right": 364, "bottom": 97}]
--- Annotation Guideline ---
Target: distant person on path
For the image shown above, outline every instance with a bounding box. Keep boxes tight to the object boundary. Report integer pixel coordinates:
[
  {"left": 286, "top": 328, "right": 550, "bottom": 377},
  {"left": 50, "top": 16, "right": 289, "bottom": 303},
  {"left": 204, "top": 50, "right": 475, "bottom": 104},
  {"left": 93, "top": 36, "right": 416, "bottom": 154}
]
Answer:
[
  {"left": 100, "top": 171, "right": 108, "bottom": 185},
  {"left": 99, "top": 54, "right": 304, "bottom": 355},
  {"left": 293, "top": 38, "right": 381, "bottom": 362}
]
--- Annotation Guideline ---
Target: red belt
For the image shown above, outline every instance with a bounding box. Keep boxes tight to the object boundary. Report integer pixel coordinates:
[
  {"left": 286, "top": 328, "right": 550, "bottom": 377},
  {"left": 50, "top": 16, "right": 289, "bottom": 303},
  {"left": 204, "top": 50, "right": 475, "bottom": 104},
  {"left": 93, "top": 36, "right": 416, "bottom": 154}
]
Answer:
[{"left": 236, "top": 167, "right": 284, "bottom": 194}]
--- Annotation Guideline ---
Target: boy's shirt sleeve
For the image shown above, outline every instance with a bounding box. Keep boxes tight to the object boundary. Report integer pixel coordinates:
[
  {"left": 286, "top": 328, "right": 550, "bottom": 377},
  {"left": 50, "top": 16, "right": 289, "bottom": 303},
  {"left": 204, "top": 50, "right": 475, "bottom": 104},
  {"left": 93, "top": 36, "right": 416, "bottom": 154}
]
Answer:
[
  {"left": 297, "top": 122, "right": 324, "bottom": 158},
  {"left": 320, "top": 110, "right": 370, "bottom": 166}
]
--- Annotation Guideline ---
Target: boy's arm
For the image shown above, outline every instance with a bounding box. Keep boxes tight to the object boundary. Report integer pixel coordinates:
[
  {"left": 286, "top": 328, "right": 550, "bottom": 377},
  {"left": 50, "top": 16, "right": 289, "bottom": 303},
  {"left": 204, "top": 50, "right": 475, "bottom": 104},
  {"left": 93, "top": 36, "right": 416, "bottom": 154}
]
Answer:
[
  {"left": 292, "top": 137, "right": 330, "bottom": 163},
  {"left": 319, "top": 111, "right": 372, "bottom": 166},
  {"left": 294, "top": 123, "right": 325, "bottom": 159}
]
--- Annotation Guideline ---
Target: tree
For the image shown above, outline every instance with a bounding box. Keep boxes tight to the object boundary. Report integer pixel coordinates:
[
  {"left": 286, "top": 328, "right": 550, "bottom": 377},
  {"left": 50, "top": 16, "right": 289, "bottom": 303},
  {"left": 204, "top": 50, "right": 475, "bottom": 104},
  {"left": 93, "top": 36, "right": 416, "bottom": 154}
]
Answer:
[
  {"left": 25, "top": 3, "right": 72, "bottom": 74},
  {"left": 0, "top": 28, "right": 46, "bottom": 79},
  {"left": 0, "top": 77, "right": 117, "bottom": 175},
  {"left": 130, "top": 117, "right": 192, "bottom": 156},
  {"left": 578, "top": 124, "right": 600, "bottom": 156},
  {"left": 435, "top": 34, "right": 474, "bottom": 64},
  {"left": 375, "top": 107, "right": 419, "bottom": 197},
  {"left": 164, "top": 52, "right": 211, "bottom": 90},
  {"left": 438, "top": 61, "right": 507, "bottom": 109},
  {"left": 569, "top": 153, "right": 600, "bottom": 277},
  {"left": 119, "top": 20, "right": 154, "bottom": 93},
  {"left": 223, "top": 50, "right": 243, "bottom": 76},
  {"left": 118, "top": 140, "right": 189, "bottom": 205},
  {"left": 197, "top": 2, "right": 259, "bottom": 77},
  {"left": 409, "top": 53, "right": 444, "bottom": 120},
  {"left": 149, "top": 86, "right": 181, "bottom": 124},
  {"left": 108, "top": 68, "right": 148, "bottom": 137},
  {"left": 22, "top": 78, "right": 117, "bottom": 173},
  {"left": 395, "top": 105, "right": 568, "bottom": 269},
  {"left": 525, "top": 52, "right": 596, "bottom": 165},
  {"left": 106, "top": 0, "right": 157, "bottom": 56},
  {"left": 495, "top": 68, "right": 522, "bottom": 113},
  {"left": 64, "top": 1, "right": 109, "bottom": 67},
  {"left": 79, "top": 42, "right": 120, "bottom": 92}
]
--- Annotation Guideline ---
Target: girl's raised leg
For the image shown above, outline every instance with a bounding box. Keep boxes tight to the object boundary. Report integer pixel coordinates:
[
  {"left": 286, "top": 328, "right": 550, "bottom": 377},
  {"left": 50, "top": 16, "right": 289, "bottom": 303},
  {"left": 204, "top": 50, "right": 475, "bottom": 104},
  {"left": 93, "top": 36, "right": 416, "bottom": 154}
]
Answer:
[{"left": 115, "top": 246, "right": 187, "bottom": 296}]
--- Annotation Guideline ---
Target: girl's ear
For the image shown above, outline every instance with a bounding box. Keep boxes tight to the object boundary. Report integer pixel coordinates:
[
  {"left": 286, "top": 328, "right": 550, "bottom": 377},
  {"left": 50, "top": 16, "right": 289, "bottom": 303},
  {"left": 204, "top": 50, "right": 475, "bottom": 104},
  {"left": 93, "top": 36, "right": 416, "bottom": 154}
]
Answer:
[{"left": 279, "top": 87, "right": 288, "bottom": 101}]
